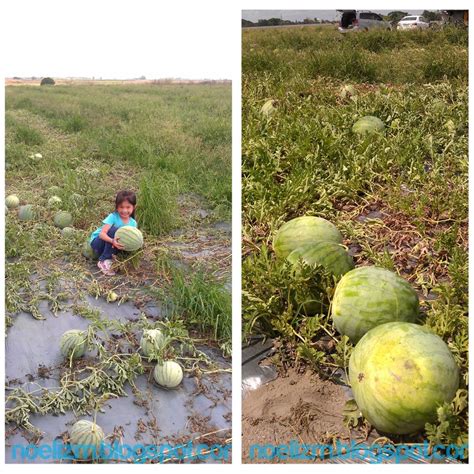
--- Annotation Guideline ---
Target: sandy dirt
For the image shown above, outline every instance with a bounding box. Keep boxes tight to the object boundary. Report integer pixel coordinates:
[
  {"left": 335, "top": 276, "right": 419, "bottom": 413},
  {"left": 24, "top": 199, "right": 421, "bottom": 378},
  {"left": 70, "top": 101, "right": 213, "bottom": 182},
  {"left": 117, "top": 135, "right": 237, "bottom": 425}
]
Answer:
[{"left": 242, "top": 368, "right": 354, "bottom": 463}]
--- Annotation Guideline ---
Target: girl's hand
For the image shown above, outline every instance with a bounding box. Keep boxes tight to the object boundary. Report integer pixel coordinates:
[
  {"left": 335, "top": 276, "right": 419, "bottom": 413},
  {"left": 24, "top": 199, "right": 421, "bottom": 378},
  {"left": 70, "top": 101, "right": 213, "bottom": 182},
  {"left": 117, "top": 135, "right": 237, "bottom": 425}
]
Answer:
[{"left": 112, "top": 236, "right": 125, "bottom": 250}]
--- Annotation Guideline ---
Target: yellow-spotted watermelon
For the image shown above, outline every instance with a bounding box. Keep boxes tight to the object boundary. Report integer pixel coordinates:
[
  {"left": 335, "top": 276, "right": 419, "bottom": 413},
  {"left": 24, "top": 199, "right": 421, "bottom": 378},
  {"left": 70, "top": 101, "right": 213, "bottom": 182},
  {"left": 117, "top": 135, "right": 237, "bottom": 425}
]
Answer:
[{"left": 349, "top": 322, "right": 459, "bottom": 435}]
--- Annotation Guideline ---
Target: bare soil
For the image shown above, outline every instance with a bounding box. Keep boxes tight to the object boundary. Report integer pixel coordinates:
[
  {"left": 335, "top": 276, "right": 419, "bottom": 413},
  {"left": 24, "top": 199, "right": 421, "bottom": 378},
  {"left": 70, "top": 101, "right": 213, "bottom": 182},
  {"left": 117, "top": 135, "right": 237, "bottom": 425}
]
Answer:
[{"left": 242, "top": 368, "right": 352, "bottom": 463}]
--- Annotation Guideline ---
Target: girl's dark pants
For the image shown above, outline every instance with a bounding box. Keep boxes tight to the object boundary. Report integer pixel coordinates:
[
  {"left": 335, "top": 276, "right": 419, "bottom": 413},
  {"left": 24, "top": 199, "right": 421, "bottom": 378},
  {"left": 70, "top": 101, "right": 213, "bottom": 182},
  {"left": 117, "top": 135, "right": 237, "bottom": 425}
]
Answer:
[{"left": 91, "top": 225, "right": 118, "bottom": 261}]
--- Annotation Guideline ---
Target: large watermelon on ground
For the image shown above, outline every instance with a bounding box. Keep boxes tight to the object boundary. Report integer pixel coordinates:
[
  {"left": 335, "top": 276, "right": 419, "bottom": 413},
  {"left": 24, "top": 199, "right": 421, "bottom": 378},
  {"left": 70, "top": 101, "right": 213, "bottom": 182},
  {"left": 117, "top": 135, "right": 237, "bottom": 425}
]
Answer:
[
  {"left": 6, "top": 195, "right": 20, "bottom": 209},
  {"left": 18, "top": 204, "right": 35, "bottom": 221},
  {"left": 69, "top": 420, "right": 105, "bottom": 460},
  {"left": 287, "top": 241, "right": 354, "bottom": 277},
  {"left": 60, "top": 329, "right": 87, "bottom": 359},
  {"left": 153, "top": 361, "right": 183, "bottom": 388},
  {"left": 349, "top": 322, "right": 459, "bottom": 435},
  {"left": 54, "top": 211, "right": 73, "bottom": 229},
  {"left": 352, "top": 116, "right": 385, "bottom": 135},
  {"left": 273, "top": 216, "right": 343, "bottom": 259},
  {"left": 115, "top": 226, "right": 143, "bottom": 252},
  {"left": 331, "top": 266, "right": 419, "bottom": 342}
]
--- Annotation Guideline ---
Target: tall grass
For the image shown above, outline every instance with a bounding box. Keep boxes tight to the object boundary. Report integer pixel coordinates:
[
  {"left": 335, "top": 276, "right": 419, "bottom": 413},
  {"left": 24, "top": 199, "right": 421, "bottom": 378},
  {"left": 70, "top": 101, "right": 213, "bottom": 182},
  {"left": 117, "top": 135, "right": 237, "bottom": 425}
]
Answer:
[
  {"left": 6, "top": 84, "right": 231, "bottom": 219},
  {"left": 163, "top": 267, "right": 232, "bottom": 352},
  {"left": 136, "top": 172, "right": 179, "bottom": 236}
]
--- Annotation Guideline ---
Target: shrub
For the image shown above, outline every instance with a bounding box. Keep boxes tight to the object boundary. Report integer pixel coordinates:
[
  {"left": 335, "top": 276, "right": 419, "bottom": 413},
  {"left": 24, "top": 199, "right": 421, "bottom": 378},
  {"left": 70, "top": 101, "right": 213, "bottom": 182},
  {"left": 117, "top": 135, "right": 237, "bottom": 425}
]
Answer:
[{"left": 40, "top": 77, "right": 55, "bottom": 86}]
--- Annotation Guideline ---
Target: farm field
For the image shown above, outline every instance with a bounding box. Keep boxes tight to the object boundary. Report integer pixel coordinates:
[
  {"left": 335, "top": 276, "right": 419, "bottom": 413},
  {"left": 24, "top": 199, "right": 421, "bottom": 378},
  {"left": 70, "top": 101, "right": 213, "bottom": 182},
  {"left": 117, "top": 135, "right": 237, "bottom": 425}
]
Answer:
[
  {"left": 5, "top": 83, "right": 232, "bottom": 463},
  {"left": 242, "top": 26, "right": 468, "bottom": 462}
]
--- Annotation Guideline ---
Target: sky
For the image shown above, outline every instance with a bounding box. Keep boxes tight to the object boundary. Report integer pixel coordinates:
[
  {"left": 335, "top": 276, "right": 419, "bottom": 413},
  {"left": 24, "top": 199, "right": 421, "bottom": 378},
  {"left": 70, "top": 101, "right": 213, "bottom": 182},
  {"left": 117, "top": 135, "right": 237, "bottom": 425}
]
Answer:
[
  {"left": 2, "top": 0, "right": 237, "bottom": 79},
  {"left": 242, "top": 10, "right": 424, "bottom": 22}
]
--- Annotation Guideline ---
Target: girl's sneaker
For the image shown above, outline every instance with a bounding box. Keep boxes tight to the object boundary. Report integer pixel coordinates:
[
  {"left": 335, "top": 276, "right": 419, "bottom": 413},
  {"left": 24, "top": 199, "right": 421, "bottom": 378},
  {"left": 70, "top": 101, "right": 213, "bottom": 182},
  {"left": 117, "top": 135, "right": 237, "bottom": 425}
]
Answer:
[{"left": 98, "top": 259, "right": 116, "bottom": 276}]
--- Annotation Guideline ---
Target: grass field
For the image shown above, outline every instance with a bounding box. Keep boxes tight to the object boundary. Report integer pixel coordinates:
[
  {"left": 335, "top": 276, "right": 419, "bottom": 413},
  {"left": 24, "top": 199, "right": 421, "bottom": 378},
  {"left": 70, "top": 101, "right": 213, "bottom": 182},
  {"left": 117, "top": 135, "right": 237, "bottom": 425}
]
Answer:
[
  {"left": 5, "top": 83, "right": 232, "bottom": 451},
  {"left": 242, "top": 26, "right": 468, "bottom": 452}
]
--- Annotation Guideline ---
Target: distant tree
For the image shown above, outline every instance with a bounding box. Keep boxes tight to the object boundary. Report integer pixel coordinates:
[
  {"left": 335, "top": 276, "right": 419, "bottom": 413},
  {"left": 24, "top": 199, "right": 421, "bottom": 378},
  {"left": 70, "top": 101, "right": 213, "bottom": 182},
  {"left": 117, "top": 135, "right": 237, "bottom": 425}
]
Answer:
[
  {"left": 40, "top": 77, "right": 55, "bottom": 86},
  {"left": 387, "top": 11, "right": 408, "bottom": 25},
  {"left": 422, "top": 10, "right": 442, "bottom": 22},
  {"left": 257, "top": 18, "right": 283, "bottom": 27},
  {"left": 242, "top": 19, "right": 254, "bottom": 27},
  {"left": 139, "top": 75, "right": 146, "bottom": 80}
]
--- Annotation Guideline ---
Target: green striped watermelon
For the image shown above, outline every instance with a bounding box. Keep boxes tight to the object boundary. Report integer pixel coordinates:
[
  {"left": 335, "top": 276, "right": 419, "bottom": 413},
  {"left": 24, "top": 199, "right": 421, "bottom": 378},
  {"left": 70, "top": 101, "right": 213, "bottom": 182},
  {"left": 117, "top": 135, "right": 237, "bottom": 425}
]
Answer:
[
  {"left": 115, "top": 226, "right": 143, "bottom": 252},
  {"left": 60, "top": 329, "right": 87, "bottom": 359},
  {"left": 332, "top": 266, "right": 419, "bottom": 342},
  {"left": 6, "top": 195, "right": 20, "bottom": 209},
  {"left": 47, "top": 185, "right": 61, "bottom": 196},
  {"left": 69, "top": 420, "right": 105, "bottom": 460},
  {"left": 349, "top": 322, "right": 459, "bottom": 435},
  {"left": 153, "top": 361, "right": 183, "bottom": 388},
  {"left": 48, "top": 196, "right": 62, "bottom": 208},
  {"left": 274, "top": 216, "right": 343, "bottom": 259},
  {"left": 287, "top": 242, "right": 354, "bottom": 277},
  {"left": 140, "top": 329, "right": 167, "bottom": 358},
  {"left": 54, "top": 211, "right": 73, "bottom": 229},
  {"left": 18, "top": 204, "right": 35, "bottom": 221},
  {"left": 61, "top": 227, "right": 75, "bottom": 238},
  {"left": 261, "top": 99, "right": 277, "bottom": 117},
  {"left": 352, "top": 116, "right": 385, "bottom": 135}
]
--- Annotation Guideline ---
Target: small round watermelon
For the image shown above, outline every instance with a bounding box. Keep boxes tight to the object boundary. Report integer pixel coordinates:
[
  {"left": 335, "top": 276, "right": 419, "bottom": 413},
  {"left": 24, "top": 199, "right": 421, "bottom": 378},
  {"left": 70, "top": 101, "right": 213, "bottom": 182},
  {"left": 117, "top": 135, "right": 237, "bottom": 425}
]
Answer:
[
  {"left": 287, "top": 241, "right": 354, "bottom": 277},
  {"left": 71, "top": 193, "right": 84, "bottom": 206},
  {"left": 48, "top": 196, "right": 62, "bottom": 208},
  {"left": 69, "top": 420, "right": 105, "bottom": 460},
  {"left": 61, "top": 227, "right": 75, "bottom": 238},
  {"left": 6, "top": 195, "right": 20, "bottom": 209},
  {"left": 140, "top": 329, "right": 167, "bottom": 358},
  {"left": 60, "top": 329, "right": 87, "bottom": 359},
  {"left": 352, "top": 116, "right": 385, "bottom": 135},
  {"left": 261, "top": 99, "right": 277, "bottom": 117},
  {"left": 339, "top": 85, "right": 357, "bottom": 100},
  {"left": 273, "top": 216, "right": 343, "bottom": 259},
  {"left": 153, "top": 361, "right": 183, "bottom": 389},
  {"left": 349, "top": 322, "right": 459, "bottom": 435},
  {"left": 115, "top": 226, "right": 143, "bottom": 252},
  {"left": 54, "top": 211, "right": 73, "bottom": 229},
  {"left": 332, "top": 266, "right": 419, "bottom": 342},
  {"left": 18, "top": 204, "right": 35, "bottom": 221},
  {"left": 47, "top": 185, "right": 61, "bottom": 196}
]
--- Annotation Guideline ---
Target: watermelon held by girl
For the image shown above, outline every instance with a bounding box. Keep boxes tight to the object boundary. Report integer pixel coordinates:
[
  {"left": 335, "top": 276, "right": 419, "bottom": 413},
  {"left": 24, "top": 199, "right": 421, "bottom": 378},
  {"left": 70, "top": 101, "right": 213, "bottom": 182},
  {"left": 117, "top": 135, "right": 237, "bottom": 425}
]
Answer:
[
  {"left": 331, "top": 266, "right": 419, "bottom": 343},
  {"left": 115, "top": 226, "right": 143, "bottom": 252},
  {"left": 273, "top": 216, "right": 343, "bottom": 259},
  {"left": 349, "top": 322, "right": 459, "bottom": 435}
]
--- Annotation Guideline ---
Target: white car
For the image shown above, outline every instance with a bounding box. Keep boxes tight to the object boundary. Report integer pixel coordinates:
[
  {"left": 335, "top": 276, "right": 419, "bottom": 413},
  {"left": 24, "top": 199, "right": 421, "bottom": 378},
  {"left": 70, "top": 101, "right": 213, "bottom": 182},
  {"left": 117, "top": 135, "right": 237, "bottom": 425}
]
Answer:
[
  {"left": 397, "top": 16, "right": 430, "bottom": 30},
  {"left": 338, "top": 10, "right": 392, "bottom": 33}
]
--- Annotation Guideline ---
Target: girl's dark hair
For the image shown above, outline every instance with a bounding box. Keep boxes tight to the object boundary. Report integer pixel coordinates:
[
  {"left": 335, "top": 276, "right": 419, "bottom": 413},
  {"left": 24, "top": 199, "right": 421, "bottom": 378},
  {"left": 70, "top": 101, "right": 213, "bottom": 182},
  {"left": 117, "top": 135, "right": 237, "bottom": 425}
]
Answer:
[{"left": 115, "top": 190, "right": 137, "bottom": 219}]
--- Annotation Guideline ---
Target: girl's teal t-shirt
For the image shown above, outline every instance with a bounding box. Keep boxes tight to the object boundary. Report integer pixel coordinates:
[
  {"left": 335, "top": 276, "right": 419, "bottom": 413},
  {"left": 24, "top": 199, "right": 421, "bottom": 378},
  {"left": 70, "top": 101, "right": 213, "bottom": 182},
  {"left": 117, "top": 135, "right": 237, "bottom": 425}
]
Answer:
[{"left": 90, "top": 212, "right": 137, "bottom": 243}]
